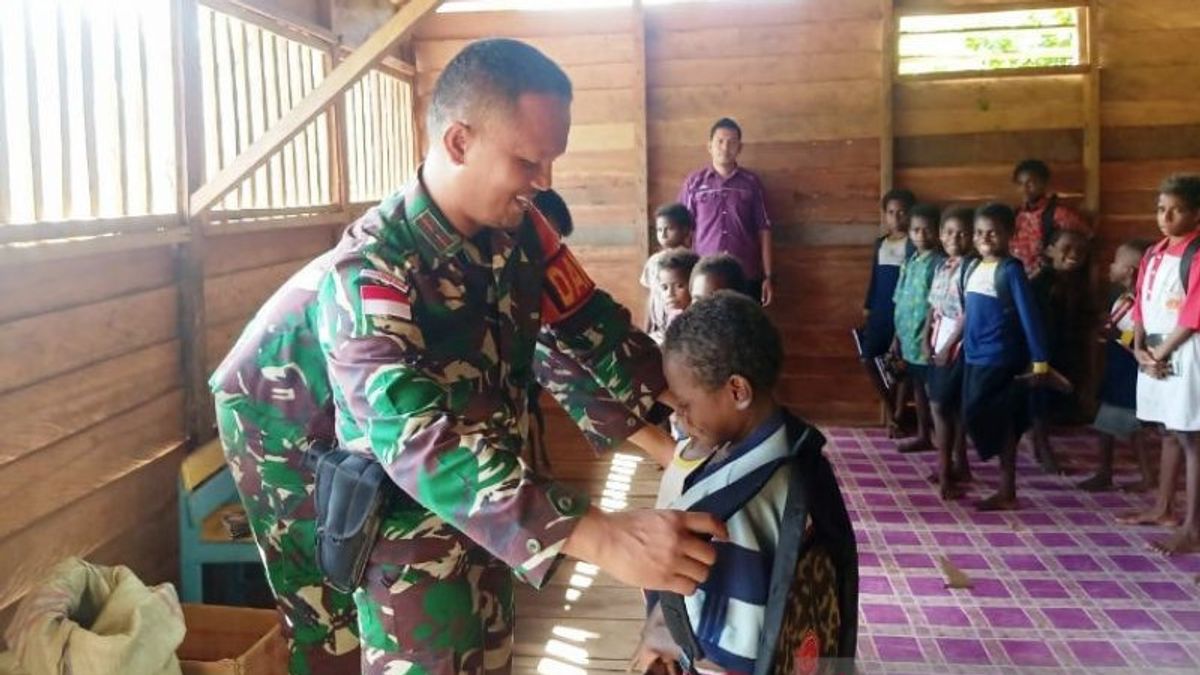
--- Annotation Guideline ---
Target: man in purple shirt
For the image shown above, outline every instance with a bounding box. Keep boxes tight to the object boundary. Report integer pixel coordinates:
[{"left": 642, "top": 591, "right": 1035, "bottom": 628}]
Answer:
[{"left": 678, "top": 118, "right": 774, "bottom": 306}]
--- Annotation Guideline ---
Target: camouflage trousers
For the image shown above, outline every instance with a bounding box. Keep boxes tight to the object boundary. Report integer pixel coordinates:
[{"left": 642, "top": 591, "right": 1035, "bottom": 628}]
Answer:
[
  {"left": 215, "top": 411, "right": 361, "bottom": 675},
  {"left": 356, "top": 504, "right": 516, "bottom": 675}
]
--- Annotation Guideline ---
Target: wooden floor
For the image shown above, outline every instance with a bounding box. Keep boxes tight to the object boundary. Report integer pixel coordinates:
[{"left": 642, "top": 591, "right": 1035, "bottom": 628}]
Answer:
[{"left": 513, "top": 407, "right": 659, "bottom": 674}]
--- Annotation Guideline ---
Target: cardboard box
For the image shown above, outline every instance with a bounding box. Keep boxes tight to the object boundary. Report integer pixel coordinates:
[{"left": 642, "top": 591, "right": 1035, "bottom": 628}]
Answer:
[{"left": 178, "top": 604, "right": 288, "bottom": 675}]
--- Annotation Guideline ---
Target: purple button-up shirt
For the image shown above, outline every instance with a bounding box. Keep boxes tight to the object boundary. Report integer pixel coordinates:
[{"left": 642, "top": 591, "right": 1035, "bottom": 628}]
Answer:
[{"left": 678, "top": 165, "right": 772, "bottom": 281}]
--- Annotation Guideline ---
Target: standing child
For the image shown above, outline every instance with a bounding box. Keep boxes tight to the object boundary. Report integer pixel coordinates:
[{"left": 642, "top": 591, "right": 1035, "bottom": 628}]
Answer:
[
  {"left": 923, "top": 207, "right": 976, "bottom": 499},
  {"left": 1011, "top": 158, "right": 1091, "bottom": 278},
  {"left": 961, "top": 203, "right": 1052, "bottom": 511},
  {"left": 1079, "top": 239, "right": 1154, "bottom": 492},
  {"left": 891, "top": 204, "right": 945, "bottom": 453},
  {"left": 1128, "top": 175, "right": 1200, "bottom": 554},
  {"left": 643, "top": 204, "right": 694, "bottom": 342},
  {"left": 860, "top": 189, "right": 917, "bottom": 435},
  {"left": 650, "top": 249, "right": 701, "bottom": 344},
  {"left": 1028, "top": 229, "right": 1095, "bottom": 474}
]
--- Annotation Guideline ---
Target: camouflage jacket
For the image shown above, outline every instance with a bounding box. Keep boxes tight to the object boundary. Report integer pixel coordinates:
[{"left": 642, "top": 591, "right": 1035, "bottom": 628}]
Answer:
[{"left": 210, "top": 175, "right": 665, "bottom": 587}]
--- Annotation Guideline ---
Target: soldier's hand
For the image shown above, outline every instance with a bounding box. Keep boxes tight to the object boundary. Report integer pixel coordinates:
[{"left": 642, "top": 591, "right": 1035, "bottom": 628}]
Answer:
[{"left": 565, "top": 507, "right": 727, "bottom": 596}]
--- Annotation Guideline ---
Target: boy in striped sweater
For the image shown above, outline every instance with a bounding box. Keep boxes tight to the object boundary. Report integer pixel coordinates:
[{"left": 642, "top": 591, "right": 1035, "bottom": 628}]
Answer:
[{"left": 634, "top": 292, "right": 857, "bottom": 675}]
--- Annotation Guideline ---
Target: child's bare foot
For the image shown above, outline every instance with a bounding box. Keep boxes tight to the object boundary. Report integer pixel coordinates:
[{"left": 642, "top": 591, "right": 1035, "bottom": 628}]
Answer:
[
  {"left": 941, "top": 481, "right": 967, "bottom": 501},
  {"left": 1115, "top": 508, "right": 1180, "bottom": 527},
  {"left": 1036, "top": 449, "right": 1068, "bottom": 476},
  {"left": 976, "top": 493, "right": 1018, "bottom": 511},
  {"left": 898, "top": 437, "right": 935, "bottom": 454},
  {"left": 1077, "top": 473, "right": 1114, "bottom": 492},
  {"left": 1148, "top": 529, "right": 1200, "bottom": 556},
  {"left": 1119, "top": 479, "right": 1155, "bottom": 493}
]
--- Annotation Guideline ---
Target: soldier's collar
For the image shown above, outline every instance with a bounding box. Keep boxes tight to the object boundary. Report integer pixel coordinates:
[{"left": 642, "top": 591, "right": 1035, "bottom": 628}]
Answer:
[{"left": 398, "top": 169, "right": 465, "bottom": 268}]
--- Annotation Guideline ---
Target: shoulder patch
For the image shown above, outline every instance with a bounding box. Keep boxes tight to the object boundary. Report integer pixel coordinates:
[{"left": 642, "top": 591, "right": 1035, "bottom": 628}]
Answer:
[
  {"left": 361, "top": 284, "right": 411, "bottom": 320},
  {"left": 360, "top": 268, "right": 410, "bottom": 294}
]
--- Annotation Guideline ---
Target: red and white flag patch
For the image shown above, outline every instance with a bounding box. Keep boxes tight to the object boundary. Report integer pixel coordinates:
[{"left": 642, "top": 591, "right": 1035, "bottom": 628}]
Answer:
[{"left": 361, "top": 284, "right": 412, "bottom": 320}]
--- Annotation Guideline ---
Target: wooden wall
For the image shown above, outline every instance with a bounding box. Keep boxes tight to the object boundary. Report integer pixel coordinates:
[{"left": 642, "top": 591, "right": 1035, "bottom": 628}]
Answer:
[
  {"left": 646, "top": 0, "right": 884, "bottom": 423},
  {"left": 412, "top": 1, "right": 886, "bottom": 422},
  {"left": 1097, "top": 0, "right": 1200, "bottom": 255},
  {"left": 411, "top": 0, "right": 1200, "bottom": 425},
  {"left": 3, "top": 0, "right": 1199, "bottom": 640},
  {"left": 0, "top": 245, "right": 187, "bottom": 636}
]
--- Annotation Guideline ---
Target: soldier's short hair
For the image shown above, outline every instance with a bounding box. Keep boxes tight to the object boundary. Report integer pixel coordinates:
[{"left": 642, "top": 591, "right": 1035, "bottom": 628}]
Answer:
[
  {"left": 663, "top": 291, "right": 783, "bottom": 392},
  {"left": 428, "top": 38, "right": 573, "bottom": 134}
]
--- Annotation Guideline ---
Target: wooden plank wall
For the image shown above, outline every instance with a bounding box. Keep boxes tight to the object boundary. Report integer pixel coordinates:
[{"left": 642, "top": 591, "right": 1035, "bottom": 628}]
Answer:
[
  {"left": 412, "top": 0, "right": 885, "bottom": 422},
  {"left": 410, "top": 0, "right": 1200, "bottom": 425},
  {"left": 646, "top": 0, "right": 884, "bottom": 423},
  {"left": 203, "top": 225, "right": 342, "bottom": 386},
  {"left": 1096, "top": 0, "right": 1200, "bottom": 256},
  {"left": 0, "top": 245, "right": 187, "bottom": 635}
]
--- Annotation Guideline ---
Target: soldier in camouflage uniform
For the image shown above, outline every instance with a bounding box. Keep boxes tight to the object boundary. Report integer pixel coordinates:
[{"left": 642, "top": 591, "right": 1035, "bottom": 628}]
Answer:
[
  {"left": 211, "top": 38, "right": 724, "bottom": 674},
  {"left": 530, "top": 188, "right": 677, "bottom": 468}
]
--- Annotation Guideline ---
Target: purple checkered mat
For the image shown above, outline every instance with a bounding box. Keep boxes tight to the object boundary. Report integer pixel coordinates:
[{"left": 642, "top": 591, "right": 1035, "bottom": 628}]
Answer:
[{"left": 823, "top": 427, "right": 1200, "bottom": 672}]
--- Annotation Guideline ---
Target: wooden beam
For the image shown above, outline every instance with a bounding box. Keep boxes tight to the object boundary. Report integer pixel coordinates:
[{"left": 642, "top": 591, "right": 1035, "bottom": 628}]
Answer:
[
  {"left": 896, "top": 0, "right": 1083, "bottom": 17},
  {"left": 1082, "top": 0, "right": 1100, "bottom": 215},
  {"left": 0, "top": 22, "right": 9, "bottom": 224},
  {"left": 0, "top": 214, "right": 177, "bottom": 245},
  {"left": 327, "top": 47, "right": 350, "bottom": 209},
  {"left": 201, "top": 0, "right": 337, "bottom": 51},
  {"left": 631, "top": 2, "right": 651, "bottom": 261},
  {"left": 899, "top": 64, "right": 1089, "bottom": 82},
  {"left": 880, "top": 0, "right": 896, "bottom": 194},
  {"left": 56, "top": 4, "right": 73, "bottom": 219},
  {"left": 81, "top": 4, "right": 100, "bottom": 217},
  {"left": 24, "top": 5, "right": 44, "bottom": 223},
  {"left": 190, "top": 0, "right": 442, "bottom": 218},
  {"left": 112, "top": 11, "right": 129, "bottom": 216},
  {"left": 175, "top": 0, "right": 215, "bottom": 446}
]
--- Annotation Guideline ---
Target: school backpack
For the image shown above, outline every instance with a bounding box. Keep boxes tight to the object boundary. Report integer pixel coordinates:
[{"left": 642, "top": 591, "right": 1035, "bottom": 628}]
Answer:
[
  {"left": 1144, "top": 235, "right": 1200, "bottom": 293},
  {"left": 657, "top": 421, "right": 858, "bottom": 675},
  {"left": 1179, "top": 235, "right": 1200, "bottom": 291}
]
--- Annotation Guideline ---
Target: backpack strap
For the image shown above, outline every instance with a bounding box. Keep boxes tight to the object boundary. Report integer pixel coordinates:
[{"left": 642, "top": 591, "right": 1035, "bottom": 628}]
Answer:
[
  {"left": 1040, "top": 194, "right": 1059, "bottom": 249},
  {"left": 958, "top": 257, "right": 980, "bottom": 299},
  {"left": 1180, "top": 235, "right": 1200, "bottom": 292},
  {"left": 752, "top": 426, "right": 824, "bottom": 675}
]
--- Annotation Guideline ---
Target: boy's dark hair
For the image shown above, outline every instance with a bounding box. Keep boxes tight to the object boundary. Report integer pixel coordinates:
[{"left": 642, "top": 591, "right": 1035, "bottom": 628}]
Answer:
[
  {"left": 1012, "top": 159, "right": 1051, "bottom": 183},
  {"left": 428, "top": 38, "right": 572, "bottom": 134},
  {"left": 1159, "top": 174, "right": 1200, "bottom": 211},
  {"left": 880, "top": 188, "right": 916, "bottom": 211},
  {"left": 657, "top": 249, "right": 701, "bottom": 277},
  {"left": 533, "top": 189, "right": 573, "bottom": 237},
  {"left": 709, "top": 117, "right": 742, "bottom": 140},
  {"left": 692, "top": 253, "right": 748, "bottom": 295},
  {"left": 976, "top": 202, "right": 1017, "bottom": 234},
  {"left": 910, "top": 203, "right": 942, "bottom": 232},
  {"left": 655, "top": 203, "right": 695, "bottom": 231},
  {"left": 663, "top": 291, "right": 783, "bottom": 392},
  {"left": 942, "top": 205, "right": 976, "bottom": 232},
  {"left": 1122, "top": 238, "right": 1155, "bottom": 257}
]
